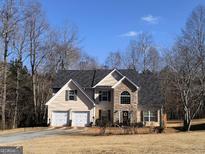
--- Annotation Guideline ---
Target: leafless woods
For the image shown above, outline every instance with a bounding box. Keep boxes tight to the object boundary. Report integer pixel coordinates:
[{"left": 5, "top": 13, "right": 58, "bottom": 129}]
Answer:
[{"left": 0, "top": 1, "right": 204, "bottom": 131}]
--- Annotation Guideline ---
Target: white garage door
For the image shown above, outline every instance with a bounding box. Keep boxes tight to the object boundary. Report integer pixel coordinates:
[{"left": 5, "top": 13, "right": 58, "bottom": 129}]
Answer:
[
  {"left": 51, "top": 111, "right": 68, "bottom": 126},
  {"left": 72, "top": 111, "right": 89, "bottom": 127}
]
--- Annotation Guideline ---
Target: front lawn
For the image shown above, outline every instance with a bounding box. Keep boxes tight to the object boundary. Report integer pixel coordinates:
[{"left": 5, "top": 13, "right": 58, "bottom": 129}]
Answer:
[{"left": 2, "top": 131, "right": 205, "bottom": 154}]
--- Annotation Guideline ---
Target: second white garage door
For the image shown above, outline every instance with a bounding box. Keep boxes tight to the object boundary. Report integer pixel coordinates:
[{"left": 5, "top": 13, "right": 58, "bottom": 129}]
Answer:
[{"left": 72, "top": 111, "right": 89, "bottom": 127}]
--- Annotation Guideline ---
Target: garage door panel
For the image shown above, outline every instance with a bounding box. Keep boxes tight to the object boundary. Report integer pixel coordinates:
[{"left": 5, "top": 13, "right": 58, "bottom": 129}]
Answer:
[
  {"left": 72, "top": 111, "right": 89, "bottom": 127},
  {"left": 51, "top": 111, "right": 68, "bottom": 126}
]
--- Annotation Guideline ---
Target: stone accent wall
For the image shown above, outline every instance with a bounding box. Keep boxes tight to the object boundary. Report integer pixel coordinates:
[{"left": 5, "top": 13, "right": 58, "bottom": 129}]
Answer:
[{"left": 113, "top": 81, "right": 138, "bottom": 124}]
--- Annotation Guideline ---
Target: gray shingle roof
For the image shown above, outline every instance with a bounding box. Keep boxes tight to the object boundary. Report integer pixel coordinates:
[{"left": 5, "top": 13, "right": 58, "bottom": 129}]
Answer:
[
  {"left": 53, "top": 69, "right": 139, "bottom": 88},
  {"left": 53, "top": 69, "right": 164, "bottom": 109},
  {"left": 137, "top": 71, "right": 164, "bottom": 110}
]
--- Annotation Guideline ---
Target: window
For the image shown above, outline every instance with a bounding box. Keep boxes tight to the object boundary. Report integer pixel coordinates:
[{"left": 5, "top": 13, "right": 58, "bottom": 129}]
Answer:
[
  {"left": 150, "top": 111, "right": 157, "bottom": 121},
  {"left": 99, "top": 91, "right": 111, "bottom": 101},
  {"left": 143, "top": 111, "right": 157, "bottom": 122},
  {"left": 66, "top": 90, "right": 77, "bottom": 101},
  {"left": 143, "top": 111, "right": 149, "bottom": 121},
  {"left": 120, "top": 91, "right": 130, "bottom": 104}
]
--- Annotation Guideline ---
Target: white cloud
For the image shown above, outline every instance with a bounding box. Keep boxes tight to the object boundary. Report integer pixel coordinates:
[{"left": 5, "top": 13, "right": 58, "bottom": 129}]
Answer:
[
  {"left": 119, "top": 31, "right": 138, "bottom": 37},
  {"left": 141, "top": 15, "right": 159, "bottom": 24}
]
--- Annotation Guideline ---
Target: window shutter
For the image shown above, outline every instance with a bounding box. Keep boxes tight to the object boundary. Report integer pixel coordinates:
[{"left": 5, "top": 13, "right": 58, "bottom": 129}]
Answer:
[
  {"left": 99, "top": 91, "right": 102, "bottom": 101},
  {"left": 65, "top": 90, "right": 69, "bottom": 101},
  {"left": 99, "top": 110, "right": 102, "bottom": 120},
  {"left": 141, "top": 111, "right": 144, "bottom": 122},
  {"left": 108, "top": 91, "right": 111, "bottom": 101},
  {"left": 155, "top": 111, "right": 158, "bottom": 122},
  {"left": 108, "top": 110, "right": 111, "bottom": 121},
  {"left": 74, "top": 90, "right": 77, "bottom": 101}
]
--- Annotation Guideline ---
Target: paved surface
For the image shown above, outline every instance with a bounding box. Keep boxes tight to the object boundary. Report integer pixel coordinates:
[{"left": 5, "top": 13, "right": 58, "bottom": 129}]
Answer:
[{"left": 0, "top": 128, "right": 84, "bottom": 144}]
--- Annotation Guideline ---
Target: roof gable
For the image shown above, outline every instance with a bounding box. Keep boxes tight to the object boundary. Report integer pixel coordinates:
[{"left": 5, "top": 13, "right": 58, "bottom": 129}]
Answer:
[
  {"left": 112, "top": 76, "right": 139, "bottom": 90},
  {"left": 53, "top": 69, "right": 139, "bottom": 88},
  {"left": 46, "top": 79, "right": 95, "bottom": 106},
  {"left": 93, "top": 69, "right": 123, "bottom": 87},
  {"left": 51, "top": 69, "right": 164, "bottom": 109}
]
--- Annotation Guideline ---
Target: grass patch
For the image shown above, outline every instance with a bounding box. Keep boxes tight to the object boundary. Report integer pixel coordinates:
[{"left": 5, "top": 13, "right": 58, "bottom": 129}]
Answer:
[
  {"left": 0, "top": 127, "right": 48, "bottom": 136},
  {"left": 1, "top": 131, "right": 205, "bottom": 154}
]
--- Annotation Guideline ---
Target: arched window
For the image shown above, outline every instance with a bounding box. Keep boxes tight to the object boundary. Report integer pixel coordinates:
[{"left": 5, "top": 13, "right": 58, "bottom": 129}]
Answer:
[{"left": 120, "top": 91, "right": 130, "bottom": 104}]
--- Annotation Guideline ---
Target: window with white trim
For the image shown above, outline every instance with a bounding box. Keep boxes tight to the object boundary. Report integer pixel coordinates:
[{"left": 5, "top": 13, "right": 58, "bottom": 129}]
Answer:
[
  {"left": 66, "top": 90, "right": 77, "bottom": 101},
  {"left": 99, "top": 91, "right": 111, "bottom": 101},
  {"left": 143, "top": 111, "right": 157, "bottom": 122},
  {"left": 120, "top": 91, "right": 130, "bottom": 104}
]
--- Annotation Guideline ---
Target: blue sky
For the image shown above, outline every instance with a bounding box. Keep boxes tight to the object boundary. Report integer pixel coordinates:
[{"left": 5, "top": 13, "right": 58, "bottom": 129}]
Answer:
[{"left": 41, "top": 0, "right": 205, "bottom": 63}]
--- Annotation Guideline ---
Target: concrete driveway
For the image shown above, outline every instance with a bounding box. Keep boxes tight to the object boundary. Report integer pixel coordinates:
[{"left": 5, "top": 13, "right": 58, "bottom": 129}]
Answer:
[{"left": 0, "top": 128, "right": 84, "bottom": 144}]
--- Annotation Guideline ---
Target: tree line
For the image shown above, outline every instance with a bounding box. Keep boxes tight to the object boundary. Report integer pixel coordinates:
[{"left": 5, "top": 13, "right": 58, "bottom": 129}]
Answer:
[
  {"left": 0, "top": 0, "right": 99, "bottom": 130},
  {"left": 0, "top": 0, "right": 204, "bottom": 131}
]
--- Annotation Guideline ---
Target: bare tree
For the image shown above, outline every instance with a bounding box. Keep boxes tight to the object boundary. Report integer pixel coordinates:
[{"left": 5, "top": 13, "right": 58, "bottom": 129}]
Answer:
[
  {"left": 147, "top": 47, "right": 160, "bottom": 72},
  {"left": 166, "top": 5, "right": 205, "bottom": 131},
  {"left": 137, "top": 32, "right": 153, "bottom": 71},
  {"left": 78, "top": 53, "right": 99, "bottom": 70},
  {"left": 0, "top": 0, "right": 21, "bottom": 129},
  {"left": 25, "top": 1, "right": 48, "bottom": 123},
  {"left": 105, "top": 51, "right": 122, "bottom": 69},
  {"left": 124, "top": 40, "right": 141, "bottom": 71},
  {"left": 124, "top": 32, "right": 153, "bottom": 72},
  {"left": 45, "top": 25, "right": 81, "bottom": 72},
  {"left": 12, "top": 17, "right": 27, "bottom": 128}
]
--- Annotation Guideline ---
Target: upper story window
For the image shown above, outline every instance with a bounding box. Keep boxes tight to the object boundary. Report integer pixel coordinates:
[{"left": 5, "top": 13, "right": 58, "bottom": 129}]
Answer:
[
  {"left": 99, "top": 91, "right": 111, "bottom": 101},
  {"left": 120, "top": 91, "right": 130, "bottom": 104},
  {"left": 66, "top": 90, "right": 77, "bottom": 101}
]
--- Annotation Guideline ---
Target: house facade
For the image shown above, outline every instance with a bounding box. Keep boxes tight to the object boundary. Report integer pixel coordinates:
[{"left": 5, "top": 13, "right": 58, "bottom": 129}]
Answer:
[{"left": 46, "top": 69, "right": 163, "bottom": 127}]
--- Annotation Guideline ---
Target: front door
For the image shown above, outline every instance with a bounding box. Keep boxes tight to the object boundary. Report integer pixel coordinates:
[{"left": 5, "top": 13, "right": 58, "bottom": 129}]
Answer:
[{"left": 123, "top": 111, "right": 129, "bottom": 125}]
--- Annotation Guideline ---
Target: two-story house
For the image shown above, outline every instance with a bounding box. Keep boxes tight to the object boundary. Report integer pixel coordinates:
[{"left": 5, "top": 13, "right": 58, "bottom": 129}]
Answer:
[{"left": 46, "top": 69, "right": 163, "bottom": 127}]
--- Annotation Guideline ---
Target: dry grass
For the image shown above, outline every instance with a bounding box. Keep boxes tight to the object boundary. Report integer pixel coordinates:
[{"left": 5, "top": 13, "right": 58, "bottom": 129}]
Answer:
[
  {"left": 1, "top": 131, "right": 205, "bottom": 154},
  {"left": 167, "top": 118, "right": 205, "bottom": 127},
  {"left": 0, "top": 127, "right": 48, "bottom": 135}
]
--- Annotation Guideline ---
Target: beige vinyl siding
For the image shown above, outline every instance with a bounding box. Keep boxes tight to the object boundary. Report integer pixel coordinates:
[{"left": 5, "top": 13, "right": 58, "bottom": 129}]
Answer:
[
  {"left": 96, "top": 71, "right": 121, "bottom": 86},
  {"left": 47, "top": 81, "right": 94, "bottom": 124}
]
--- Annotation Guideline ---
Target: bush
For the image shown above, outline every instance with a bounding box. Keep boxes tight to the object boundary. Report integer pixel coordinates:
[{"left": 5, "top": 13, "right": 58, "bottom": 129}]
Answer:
[
  {"left": 154, "top": 126, "right": 165, "bottom": 133},
  {"left": 95, "top": 119, "right": 112, "bottom": 127},
  {"left": 130, "top": 122, "right": 144, "bottom": 128}
]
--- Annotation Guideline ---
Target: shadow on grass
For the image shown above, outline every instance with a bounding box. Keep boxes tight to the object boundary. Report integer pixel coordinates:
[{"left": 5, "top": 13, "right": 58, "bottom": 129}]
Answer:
[{"left": 173, "top": 123, "right": 205, "bottom": 131}]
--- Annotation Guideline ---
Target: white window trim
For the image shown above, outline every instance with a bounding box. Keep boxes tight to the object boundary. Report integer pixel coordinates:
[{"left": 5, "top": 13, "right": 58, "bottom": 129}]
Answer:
[
  {"left": 144, "top": 111, "right": 157, "bottom": 122},
  {"left": 68, "top": 90, "right": 76, "bottom": 101},
  {"left": 101, "top": 91, "right": 109, "bottom": 101},
  {"left": 120, "top": 91, "right": 131, "bottom": 104}
]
